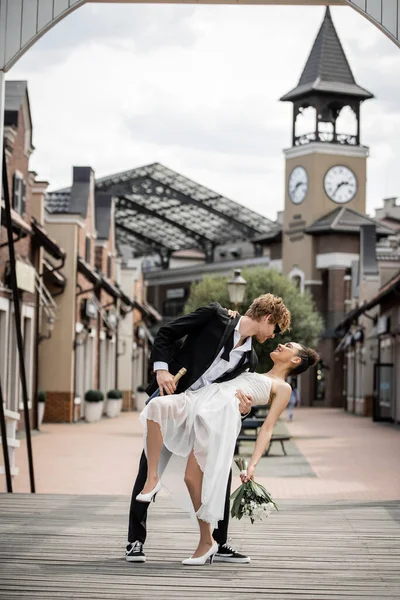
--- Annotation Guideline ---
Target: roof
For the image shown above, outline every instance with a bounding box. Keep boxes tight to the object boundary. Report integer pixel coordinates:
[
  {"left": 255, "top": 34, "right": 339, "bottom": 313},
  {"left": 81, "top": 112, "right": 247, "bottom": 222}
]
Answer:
[
  {"left": 48, "top": 163, "right": 276, "bottom": 258},
  {"left": 335, "top": 269, "right": 400, "bottom": 333},
  {"left": 305, "top": 207, "right": 394, "bottom": 236},
  {"left": 95, "top": 193, "right": 113, "bottom": 241},
  {"left": 280, "top": 8, "right": 373, "bottom": 103},
  {"left": 46, "top": 167, "right": 93, "bottom": 218},
  {"left": 251, "top": 227, "right": 282, "bottom": 243},
  {"left": 365, "top": 270, "right": 400, "bottom": 310},
  {"left": 377, "top": 216, "right": 400, "bottom": 231}
]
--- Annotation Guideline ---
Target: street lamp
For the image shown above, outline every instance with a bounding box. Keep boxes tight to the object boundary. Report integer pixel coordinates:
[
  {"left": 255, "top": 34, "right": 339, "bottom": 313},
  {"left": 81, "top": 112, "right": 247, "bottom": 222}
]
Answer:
[{"left": 227, "top": 269, "right": 247, "bottom": 311}]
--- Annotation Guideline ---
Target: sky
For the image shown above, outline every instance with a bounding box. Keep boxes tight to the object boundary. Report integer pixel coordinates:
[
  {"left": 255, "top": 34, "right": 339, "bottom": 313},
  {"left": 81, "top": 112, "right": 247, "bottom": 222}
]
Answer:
[{"left": 8, "top": 2, "right": 400, "bottom": 221}]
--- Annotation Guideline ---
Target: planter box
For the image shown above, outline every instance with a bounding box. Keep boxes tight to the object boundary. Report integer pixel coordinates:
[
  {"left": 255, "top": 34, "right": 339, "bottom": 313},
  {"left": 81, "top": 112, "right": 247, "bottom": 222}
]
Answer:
[
  {"left": 136, "top": 391, "right": 148, "bottom": 412},
  {"left": 106, "top": 398, "right": 122, "bottom": 418},
  {"left": 85, "top": 400, "right": 104, "bottom": 423},
  {"left": 37, "top": 403, "right": 45, "bottom": 427}
]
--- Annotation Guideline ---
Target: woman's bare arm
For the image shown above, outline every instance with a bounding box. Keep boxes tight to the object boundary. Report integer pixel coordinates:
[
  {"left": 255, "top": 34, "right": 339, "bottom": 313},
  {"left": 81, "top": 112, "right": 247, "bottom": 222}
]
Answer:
[{"left": 241, "top": 382, "right": 291, "bottom": 482}]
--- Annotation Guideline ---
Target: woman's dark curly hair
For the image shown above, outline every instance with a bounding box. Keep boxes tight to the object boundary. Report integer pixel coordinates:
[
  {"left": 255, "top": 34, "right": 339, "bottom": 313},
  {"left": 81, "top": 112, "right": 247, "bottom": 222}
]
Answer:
[{"left": 290, "top": 346, "right": 319, "bottom": 376}]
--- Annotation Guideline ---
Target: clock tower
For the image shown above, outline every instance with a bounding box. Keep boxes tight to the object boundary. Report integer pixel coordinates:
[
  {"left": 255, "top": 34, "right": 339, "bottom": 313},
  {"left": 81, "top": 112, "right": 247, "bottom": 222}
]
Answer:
[{"left": 280, "top": 7, "right": 373, "bottom": 283}]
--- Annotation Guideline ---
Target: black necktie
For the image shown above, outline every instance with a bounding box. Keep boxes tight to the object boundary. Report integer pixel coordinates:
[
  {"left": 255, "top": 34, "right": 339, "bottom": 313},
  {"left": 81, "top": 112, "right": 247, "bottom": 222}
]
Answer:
[{"left": 221, "top": 332, "right": 235, "bottom": 362}]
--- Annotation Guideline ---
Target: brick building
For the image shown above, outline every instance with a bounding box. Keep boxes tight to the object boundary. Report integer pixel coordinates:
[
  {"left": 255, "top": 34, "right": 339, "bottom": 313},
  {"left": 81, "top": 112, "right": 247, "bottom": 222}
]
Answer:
[{"left": 1, "top": 81, "right": 66, "bottom": 437}]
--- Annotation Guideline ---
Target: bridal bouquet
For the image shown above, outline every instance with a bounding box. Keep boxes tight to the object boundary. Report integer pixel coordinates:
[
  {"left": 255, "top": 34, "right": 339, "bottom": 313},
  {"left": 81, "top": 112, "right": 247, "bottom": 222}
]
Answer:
[{"left": 230, "top": 458, "right": 278, "bottom": 524}]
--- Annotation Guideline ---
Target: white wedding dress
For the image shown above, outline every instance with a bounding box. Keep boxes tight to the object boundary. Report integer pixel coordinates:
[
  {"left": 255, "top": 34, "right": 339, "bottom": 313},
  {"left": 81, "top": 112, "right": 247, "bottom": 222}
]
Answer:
[{"left": 140, "top": 372, "right": 272, "bottom": 529}]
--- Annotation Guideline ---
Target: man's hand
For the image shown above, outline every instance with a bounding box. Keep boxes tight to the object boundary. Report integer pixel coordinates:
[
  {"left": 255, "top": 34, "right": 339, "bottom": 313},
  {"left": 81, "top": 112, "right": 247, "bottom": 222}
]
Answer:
[
  {"left": 235, "top": 389, "right": 253, "bottom": 415},
  {"left": 240, "top": 464, "right": 255, "bottom": 483},
  {"left": 156, "top": 370, "right": 177, "bottom": 396}
]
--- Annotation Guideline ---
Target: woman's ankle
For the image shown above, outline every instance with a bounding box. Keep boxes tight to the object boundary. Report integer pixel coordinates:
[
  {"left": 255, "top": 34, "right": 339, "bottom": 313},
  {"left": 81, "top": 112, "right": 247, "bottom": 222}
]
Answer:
[{"left": 199, "top": 537, "right": 214, "bottom": 547}]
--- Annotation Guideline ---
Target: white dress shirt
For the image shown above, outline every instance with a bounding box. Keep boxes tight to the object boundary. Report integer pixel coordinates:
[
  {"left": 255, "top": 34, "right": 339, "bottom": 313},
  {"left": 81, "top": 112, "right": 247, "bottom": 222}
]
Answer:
[{"left": 154, "top": 317, "right": 252, "bottom": 391}]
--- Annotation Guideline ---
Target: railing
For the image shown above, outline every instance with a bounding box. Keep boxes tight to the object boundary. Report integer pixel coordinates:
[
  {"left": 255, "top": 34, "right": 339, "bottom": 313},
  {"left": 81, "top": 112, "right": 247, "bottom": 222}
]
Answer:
[
  {"left": 294, "top": 132, "right": 358, "bottom": 146},
  {"left": 0, "top": 407, "right": 20, "bottom": 477}
]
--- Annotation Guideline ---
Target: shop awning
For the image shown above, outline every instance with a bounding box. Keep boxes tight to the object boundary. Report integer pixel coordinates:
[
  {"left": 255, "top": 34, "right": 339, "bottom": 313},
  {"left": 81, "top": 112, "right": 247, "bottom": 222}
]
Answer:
[
  {"left": 100, "top": 275, "right": 121, "bottom": 299},
  {"left": 335, "top": 270, "right": 400, "bottom": 336},
  {"left": 1, "top": 201, "right": 32, "bottom": 236},
  {"left": 32, "top": 218, "right": 65, "bottom": 261},
  {"left": 77, "top": 257, "right": 101, "bottom": 285},
  {"left": 117, "top": 287, "right": 134, "bottom": 308},
  {"left": 143, "top": 301, "right": 162, "bottom": 322},
  {"left": 43, "top": 258, "right": 66, "bottom": 288}
]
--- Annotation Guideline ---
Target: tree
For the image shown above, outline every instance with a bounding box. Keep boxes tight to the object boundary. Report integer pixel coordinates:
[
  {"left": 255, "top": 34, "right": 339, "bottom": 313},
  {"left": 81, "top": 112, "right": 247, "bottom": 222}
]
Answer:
[{"left": 185, "top": 267, "right": 323, "bottom": 372}]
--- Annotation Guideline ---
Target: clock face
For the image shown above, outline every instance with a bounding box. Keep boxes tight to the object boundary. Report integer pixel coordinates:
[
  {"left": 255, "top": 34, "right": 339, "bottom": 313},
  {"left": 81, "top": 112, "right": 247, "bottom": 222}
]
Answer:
[
  {"left": 324, "top": 165, "right": 357, "bottom": 204},
  {"left": 289, "top": 166, "right": 308, "bottom": 204}
]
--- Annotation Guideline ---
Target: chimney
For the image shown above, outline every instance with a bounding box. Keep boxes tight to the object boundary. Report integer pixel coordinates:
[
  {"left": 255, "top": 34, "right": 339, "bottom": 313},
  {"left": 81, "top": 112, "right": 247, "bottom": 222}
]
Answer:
[
  {"left": 383, "top": 197, "right": 398, "bottom": 211},
  {"left": 73, "top": 166, "right": 93, "bottom": 184},
  {"left": 359, "top": 224, "right": 378, "bottom": 278}
]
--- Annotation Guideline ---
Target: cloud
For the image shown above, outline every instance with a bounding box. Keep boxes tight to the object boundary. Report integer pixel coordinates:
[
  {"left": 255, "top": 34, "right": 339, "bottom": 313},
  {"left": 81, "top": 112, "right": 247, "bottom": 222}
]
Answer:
[
  {"left": 18, "top": 4, "right": 198, "bottom": 71},
  {"left": 9, "top": 3, "right": 400, "bottom": 221}
]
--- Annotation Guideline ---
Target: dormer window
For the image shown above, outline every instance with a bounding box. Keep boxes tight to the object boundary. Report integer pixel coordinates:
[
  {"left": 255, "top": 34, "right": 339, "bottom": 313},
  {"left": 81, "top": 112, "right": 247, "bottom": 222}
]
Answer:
[{"left": 12, "top": 172, "right": 26, "bottom": 214}]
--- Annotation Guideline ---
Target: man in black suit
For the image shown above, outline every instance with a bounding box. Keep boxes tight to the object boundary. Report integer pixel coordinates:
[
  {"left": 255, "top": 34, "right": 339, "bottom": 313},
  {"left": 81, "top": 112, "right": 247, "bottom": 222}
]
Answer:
[{"left": 126, "top": 295, "right": 290, "bottom": 564}]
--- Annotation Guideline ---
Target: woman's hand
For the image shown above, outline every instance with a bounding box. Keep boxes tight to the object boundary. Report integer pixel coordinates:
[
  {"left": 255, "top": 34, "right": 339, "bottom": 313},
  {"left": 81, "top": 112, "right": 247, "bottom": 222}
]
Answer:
[
  {"left": 223, "top": 308, "right": 239, "bottom": 319},
  {"left": 240, "top": 464, "right": 255, "bottom": 483},
  {"left": 235, "top": 390, "right": 253, "bottom": 415}
]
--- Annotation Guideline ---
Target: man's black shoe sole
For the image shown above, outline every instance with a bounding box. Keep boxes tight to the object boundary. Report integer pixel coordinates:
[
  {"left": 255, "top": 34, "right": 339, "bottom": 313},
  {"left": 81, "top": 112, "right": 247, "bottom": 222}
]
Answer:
[
  {"left": 214, "top": 556, "right": 250, "bottom": 563},
  {"left": 125, "top": 555, "right": 146, "bottom": 563}
]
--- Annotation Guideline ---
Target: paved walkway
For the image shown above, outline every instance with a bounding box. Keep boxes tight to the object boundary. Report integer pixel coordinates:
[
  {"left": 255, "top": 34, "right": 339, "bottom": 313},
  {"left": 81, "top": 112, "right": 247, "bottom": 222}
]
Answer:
[{"left": 3, "top": 407, "right": 400, "bottom": 501}]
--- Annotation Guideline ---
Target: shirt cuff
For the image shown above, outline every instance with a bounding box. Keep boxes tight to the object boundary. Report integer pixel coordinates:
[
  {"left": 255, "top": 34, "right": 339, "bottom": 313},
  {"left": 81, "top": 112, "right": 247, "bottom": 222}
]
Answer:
[{"left": 154, "top": 361, "right": 169, "bottom": 372}]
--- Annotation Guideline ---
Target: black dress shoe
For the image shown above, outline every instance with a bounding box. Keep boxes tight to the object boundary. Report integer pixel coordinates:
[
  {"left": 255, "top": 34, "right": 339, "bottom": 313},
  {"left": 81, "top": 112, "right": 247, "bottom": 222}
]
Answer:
[
  {"left": 125, "top": 541, "right": 146, "bottom": 563},
  {"left": 214, "top": 543, "right": 250, "bottom": 563}
]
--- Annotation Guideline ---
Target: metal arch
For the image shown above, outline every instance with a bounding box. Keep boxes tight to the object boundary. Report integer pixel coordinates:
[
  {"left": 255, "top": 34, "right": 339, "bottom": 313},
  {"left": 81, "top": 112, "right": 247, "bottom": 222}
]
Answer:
[
  {"left": 0, "top": 2, "right": 399, "bottom": 74},
  {"left": 0, "top": 0, "right": 86, "bottom": 72},
  {"left": 118, "top": 195, "right": 215, "bottom": 248},
  {"left": 347, "top": 1, "right": 400, "bottom": 48}
]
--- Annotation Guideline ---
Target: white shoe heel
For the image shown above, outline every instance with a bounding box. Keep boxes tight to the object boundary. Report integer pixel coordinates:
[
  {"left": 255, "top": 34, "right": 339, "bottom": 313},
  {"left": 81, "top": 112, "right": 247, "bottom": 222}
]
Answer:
[
  {"left": 182, "top": 541, "right": 218, "bottom": 565},
  {"left": 136, "top": 480, "right": 162, "bottom": 503}
]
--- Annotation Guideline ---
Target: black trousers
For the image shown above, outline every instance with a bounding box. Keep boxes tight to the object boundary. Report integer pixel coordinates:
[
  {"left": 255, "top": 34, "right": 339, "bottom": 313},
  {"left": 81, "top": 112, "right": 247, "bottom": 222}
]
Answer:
[{"left": 128, "top": 450, "right": 232, "bottom": 545}]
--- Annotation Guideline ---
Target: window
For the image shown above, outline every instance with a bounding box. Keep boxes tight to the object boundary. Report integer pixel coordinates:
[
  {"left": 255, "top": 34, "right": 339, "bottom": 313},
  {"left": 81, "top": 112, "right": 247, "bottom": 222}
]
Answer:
[
  {"left": 107, "top": 254, "right": 112, "bottom": 278},
  {"left": 85, "top": 236, "right": 91, "bottom": 263},
  {"left": 289, "top": 268, "right": 305, "bottom": 294},
  {"left": 163, "top": 298, "right": 186, "bottom": 318},
  {"left": 292, "top": 275, "right": 301, "bottom": 289},
  {"left": 12, "top": 172, "right": 26, "bottom": 214}
]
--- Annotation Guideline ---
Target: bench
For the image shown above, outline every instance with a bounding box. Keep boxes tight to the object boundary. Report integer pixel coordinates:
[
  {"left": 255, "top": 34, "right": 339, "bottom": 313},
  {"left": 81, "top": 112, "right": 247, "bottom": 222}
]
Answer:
[{"left": 235, "top": 433, "right": 291, "bottom": 456}]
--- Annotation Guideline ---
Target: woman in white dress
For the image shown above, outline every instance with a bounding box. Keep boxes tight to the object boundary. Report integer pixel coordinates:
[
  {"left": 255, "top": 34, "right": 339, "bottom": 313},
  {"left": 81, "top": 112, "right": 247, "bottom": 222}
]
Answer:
[{"left": 137, "top": 341, "right": 318, "bottom": 564}]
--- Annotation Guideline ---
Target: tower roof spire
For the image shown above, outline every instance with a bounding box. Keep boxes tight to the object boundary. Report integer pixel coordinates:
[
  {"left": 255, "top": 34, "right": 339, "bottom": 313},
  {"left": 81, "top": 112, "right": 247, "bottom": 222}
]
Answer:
[{"left": 280, "top": 7, "right": 373, "bottom": 102}]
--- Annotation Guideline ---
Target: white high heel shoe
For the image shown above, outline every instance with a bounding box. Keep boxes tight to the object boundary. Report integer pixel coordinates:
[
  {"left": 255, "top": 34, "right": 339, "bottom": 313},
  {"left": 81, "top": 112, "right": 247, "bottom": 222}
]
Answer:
[
  {"left": 182, "top": 541, "right": 219, "bottom": 565},
  {"left": 136, "top": 480, "right": 162, "bottom": 503}
]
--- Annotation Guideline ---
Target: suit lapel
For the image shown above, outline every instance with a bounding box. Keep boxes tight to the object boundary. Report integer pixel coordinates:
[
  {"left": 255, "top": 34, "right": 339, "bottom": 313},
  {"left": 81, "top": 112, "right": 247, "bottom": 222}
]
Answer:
[{"left": 212, "top": 315, "right": 240, "bottom": 363}]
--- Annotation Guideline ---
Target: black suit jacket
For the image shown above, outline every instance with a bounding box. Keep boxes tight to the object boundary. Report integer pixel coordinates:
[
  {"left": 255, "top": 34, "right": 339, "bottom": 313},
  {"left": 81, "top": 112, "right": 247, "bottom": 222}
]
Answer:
[{"left": 146, "top": 302, "right": 258, "bottom": 396}]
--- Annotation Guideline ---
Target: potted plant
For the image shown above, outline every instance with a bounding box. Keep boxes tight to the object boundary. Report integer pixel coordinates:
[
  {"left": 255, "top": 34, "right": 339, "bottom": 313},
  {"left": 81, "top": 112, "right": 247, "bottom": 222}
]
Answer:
[
  {"left": 37, "top": 390, "right": 46, "bottom": 427},
  {"left": 84, "top": 390, "right": 104, "bottom": 423},
  {"left": 106, "top": 389, "right": 123, "bottom": 418},
  {"left": 136, "top": 384, "right": 148, "bottom": 412}
]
